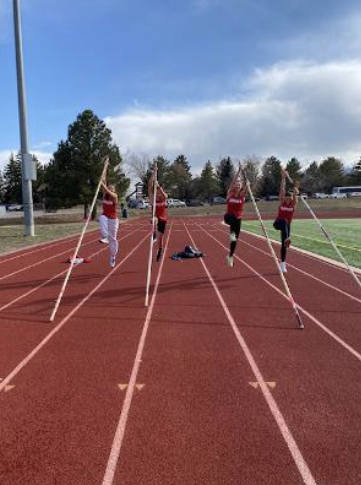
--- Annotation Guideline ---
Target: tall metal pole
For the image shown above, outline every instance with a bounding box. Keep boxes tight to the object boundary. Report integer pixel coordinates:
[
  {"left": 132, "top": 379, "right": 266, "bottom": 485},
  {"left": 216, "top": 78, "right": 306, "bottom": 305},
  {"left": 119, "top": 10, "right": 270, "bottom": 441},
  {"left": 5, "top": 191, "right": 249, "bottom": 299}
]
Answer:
[{"left": 13, "top": 0, "right": 34, "bottom": 236}]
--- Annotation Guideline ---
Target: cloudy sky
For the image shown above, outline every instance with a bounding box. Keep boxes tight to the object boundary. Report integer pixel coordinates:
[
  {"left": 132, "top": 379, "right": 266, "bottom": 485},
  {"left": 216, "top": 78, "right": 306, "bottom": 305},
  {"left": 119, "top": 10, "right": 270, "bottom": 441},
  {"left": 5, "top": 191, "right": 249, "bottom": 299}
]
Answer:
[{"left": 1, "top": 0, "right": 361, "bottom": 174}]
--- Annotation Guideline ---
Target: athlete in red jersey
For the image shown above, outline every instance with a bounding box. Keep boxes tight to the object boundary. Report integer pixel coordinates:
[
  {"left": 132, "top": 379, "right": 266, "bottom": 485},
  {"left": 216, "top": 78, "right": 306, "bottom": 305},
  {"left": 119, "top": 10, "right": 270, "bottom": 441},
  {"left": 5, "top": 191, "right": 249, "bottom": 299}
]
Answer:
[
  {"left": 149, "top": 172, "right": 168, "bottom": 262},
  {"left": 273, "top": 169, "right": 299, "bottom": 273},
  {"left": 223, "top": 165, "right": 248, "bottom": 267},
  {"left": 99, "top": 181, "right": 119, "bottom": 268}
]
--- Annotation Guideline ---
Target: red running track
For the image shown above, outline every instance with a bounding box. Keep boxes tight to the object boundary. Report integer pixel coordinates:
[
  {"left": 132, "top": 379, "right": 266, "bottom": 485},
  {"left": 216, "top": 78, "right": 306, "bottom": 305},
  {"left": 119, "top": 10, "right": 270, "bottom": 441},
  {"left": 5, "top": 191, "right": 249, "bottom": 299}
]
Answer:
[{"left": 0, "top": 216, "right": 360, "bottom": 484}]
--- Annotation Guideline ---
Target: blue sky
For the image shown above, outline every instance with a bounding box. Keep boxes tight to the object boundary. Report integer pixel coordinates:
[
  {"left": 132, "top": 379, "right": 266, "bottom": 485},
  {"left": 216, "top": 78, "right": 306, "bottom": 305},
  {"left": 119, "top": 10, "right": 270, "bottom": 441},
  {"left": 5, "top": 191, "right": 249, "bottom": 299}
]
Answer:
[{"left": 1, "top": 0, "right": 361, "bottom": 174}]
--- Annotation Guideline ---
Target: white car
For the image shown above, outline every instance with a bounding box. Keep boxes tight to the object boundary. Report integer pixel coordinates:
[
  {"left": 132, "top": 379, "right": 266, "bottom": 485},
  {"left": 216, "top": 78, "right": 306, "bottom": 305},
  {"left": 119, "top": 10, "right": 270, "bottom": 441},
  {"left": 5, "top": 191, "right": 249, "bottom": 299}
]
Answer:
[
  {"left": 167, "top": 198, "right": 186, "bottom": 208},
  {"left": 349, "top": 192, "right": 361, "bottom": 197},
  {"left": 330, "top": 193, "right": 347, "bottom": 199},
  {"left": 314, "top": 193, "right": 329, "bottom": 199},
  {"left": 137, "top": 200, "right": 150, "bottom": 209}
]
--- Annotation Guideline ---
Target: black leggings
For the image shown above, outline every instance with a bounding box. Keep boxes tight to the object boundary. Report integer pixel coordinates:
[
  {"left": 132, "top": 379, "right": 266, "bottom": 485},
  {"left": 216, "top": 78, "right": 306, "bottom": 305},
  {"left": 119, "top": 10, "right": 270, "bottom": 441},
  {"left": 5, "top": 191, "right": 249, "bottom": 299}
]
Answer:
[
  {"left": 273, "top": 218, "right": 291, "bottom": 262},
  {"left": 224, "top": 213, "right": 242, "bottom": 256}
]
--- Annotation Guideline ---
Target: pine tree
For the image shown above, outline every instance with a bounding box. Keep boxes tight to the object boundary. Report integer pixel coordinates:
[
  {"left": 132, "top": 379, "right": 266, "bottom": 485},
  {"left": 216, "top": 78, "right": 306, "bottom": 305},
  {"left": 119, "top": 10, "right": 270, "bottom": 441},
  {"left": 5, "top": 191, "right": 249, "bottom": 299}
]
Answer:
[
  {"left": 216, "top": 157, "right": 235, "bottom": 197},
  {"left": 45, "top": 110, "right": 129, "bottom": 217},
  {"left": 319, "top": 157, "right": 345, "bottom": 193},
  {"left": 198, "top": 161, "right": 219, "bottom": 201},
  {"left": 0, "top": 170, "right": 5, "bottom": 203},
  {"left": 259, "top": 156, "right": 282, "bottom": 197},
  {"left": 3, "top": 153, "right": 23, "bottom": 204},
  {"left": 350, "top": 157, "right": 361, "bottom": 184},
  {"left": 168, "top": 155, "right": 192, "bottom": 200},
  {"left": 142, "top": 156, "right": 171, "bottom": 196},
  {"left": 286, "top": 157, "right": 302, "bottom": 183}
]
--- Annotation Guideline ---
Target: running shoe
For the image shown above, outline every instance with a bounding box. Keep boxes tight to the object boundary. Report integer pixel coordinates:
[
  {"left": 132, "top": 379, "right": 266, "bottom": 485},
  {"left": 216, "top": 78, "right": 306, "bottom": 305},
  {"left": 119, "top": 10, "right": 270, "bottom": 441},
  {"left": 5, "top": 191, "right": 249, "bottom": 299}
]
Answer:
[
  {"left": 227, "top": 255, "right": 234, "bottom": 267},
  {"left": 156, "top": 248, "right": 163, "bottom": 262},
  {"left": 284, "top": 237, "right": 291, "bottom": 248},
  {"left": 110, "top": 255, "right": 116, "bottom": 268},
  {"left": 99, "top": 238, "right": 109, "bottom": 244},
  {"left": 280, "top": 262, "right": 287, "bottom": 273},
  {"left": 230, "top": 232, "right": 237, "bottom": 242}
]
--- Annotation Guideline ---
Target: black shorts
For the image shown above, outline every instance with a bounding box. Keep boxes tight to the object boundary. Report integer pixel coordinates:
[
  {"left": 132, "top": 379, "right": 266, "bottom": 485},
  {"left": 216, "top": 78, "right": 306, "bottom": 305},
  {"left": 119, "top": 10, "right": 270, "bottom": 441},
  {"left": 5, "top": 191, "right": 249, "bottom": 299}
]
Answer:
[
  {"left": 157, "top": 219, "right": 167, "bottom": 234},
  {"left": 224, "top": 213, "right": 242, "bottom": 238},
  {"left": 273, "top": 218, "right": 291, "bottom": 234}
]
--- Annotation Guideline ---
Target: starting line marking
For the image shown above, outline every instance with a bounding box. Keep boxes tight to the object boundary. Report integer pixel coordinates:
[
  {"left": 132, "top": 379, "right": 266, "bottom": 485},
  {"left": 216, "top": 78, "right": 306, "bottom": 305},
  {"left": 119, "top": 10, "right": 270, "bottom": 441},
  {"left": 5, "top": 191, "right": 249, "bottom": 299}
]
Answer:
[
  {"left": 250, "top": 381, "right": 276, "bottom": 389},
  {"left": 185, "top": 224, "right": 317, "bottom": 485},
  {"left": 102, "top": 225, "right": 173, "bottom": 485},
  {"left": 118, "top": 383, "right": 145, "bottom": 391}
]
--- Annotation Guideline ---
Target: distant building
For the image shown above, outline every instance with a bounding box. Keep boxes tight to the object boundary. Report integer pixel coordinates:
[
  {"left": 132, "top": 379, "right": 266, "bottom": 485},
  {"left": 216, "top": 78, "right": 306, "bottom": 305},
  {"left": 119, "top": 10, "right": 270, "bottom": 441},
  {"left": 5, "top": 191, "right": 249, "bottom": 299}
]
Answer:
[{"left": 135, "top": 182, "right": 144, "bottom": 199}]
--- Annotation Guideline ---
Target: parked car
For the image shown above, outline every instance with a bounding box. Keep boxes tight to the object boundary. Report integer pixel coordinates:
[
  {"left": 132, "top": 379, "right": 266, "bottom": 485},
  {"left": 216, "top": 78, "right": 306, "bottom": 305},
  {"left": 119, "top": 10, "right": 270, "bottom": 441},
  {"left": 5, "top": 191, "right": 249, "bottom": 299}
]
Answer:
[
  {"left": 348, "top": 192, "right": 361, "bottom": 197},
  {"left": 187, "top": 199, "right": 204, "bottom": 207},
  {"left": 329, "top": 193, "right": 347, "bottom": 199},
  {"left": 127, "top": 198, "right": 149, "bottom": 209},
  {"left": 127, "top": 198, "right": 138, "bottom": 209},
  {"left": 7, "top": 204, "right": 23, "bottom": 212},
  {"left": 264, "top": 195, "right": 279, "bottom": 201},
  {"left": 300, "top": 193, "right": 309, "bottom": 199},
  {"left": 314, "top": 193, "right": 329, "bottom": 199},
  {"left": 167, "top": 198, "right": 186, "bottom": 208},
  {"left": 211, "top": 196, "right": 227, "bottom": 205},
  {"left": 137, "top": 200, "right": 150, "bottom": 209}
]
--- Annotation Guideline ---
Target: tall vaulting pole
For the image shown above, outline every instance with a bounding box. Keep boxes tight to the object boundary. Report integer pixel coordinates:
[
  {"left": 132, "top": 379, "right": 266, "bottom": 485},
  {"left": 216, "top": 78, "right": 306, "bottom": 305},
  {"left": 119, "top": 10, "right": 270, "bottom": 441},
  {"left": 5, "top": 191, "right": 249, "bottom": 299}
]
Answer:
[{"left": 13, "top": 0, "right": 35, "bottom": 236}]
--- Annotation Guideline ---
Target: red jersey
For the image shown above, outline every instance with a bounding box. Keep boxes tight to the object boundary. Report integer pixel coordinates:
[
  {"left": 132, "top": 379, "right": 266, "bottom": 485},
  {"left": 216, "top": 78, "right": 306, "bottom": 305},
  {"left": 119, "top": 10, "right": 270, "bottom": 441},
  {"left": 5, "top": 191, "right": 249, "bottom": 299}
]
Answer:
[
  {"left": 277, "top": 199, "right": 295, "bottom": 224},
  {"left": 227, "top": 193, "right": 245, "bottom": 220},
  {"left": 102, "top": 195, "right": 117, "bottom": 219},
  {"left": 155, "top": 195, "right": 167, "bottom": 221}
]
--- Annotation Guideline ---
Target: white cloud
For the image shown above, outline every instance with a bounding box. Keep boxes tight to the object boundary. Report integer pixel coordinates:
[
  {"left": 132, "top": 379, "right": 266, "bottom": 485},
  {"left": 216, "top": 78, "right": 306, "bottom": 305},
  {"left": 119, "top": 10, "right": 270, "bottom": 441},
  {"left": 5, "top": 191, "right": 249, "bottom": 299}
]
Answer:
[
  {"left": 32, "top": 141, "right": 54, "bottom": 150},
  {"left": 105, "top": 60, "right": 361, "bottom": 171},
  {"left": 0, "top": 149, "right": 52, "bottom": 171},
  {"left": 0, "top": 150, "right": 13, "bottom": 172}
]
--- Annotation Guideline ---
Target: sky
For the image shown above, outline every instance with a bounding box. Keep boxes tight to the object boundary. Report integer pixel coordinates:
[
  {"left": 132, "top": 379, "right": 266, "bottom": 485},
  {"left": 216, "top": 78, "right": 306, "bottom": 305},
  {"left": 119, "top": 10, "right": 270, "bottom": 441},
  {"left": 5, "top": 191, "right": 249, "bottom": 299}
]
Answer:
[{"left": 1, "top": 0, "right": 361, "bottom": 176}]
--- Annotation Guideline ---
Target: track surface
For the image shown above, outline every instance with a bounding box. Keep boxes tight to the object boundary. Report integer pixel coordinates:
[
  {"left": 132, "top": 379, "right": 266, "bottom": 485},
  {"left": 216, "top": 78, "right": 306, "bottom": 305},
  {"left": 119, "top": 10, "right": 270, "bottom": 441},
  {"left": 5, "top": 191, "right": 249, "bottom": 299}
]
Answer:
[{"left": 0, "top": 216, "right": 360, "bottom": 484}]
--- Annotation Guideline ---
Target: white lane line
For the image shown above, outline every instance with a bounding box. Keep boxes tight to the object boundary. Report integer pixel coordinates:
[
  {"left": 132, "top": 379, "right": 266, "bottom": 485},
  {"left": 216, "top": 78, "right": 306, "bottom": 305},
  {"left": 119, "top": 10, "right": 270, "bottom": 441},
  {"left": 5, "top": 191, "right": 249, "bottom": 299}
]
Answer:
[
  {"left": 102, "top": 224, "right": 172, "bottom": 485},
  {"left": 211, "top": 224, "right": 361, "bottom": 306},
  {"left": 0, "top": 228, "right": 141, "bottom": 313},
  {"left": 201, "top": 226, "right": 361, "bottom": 364},
  {"left": 0, "top": 236, "right": 101, "bottom": 283},
  {"left": 185, "top": 224, "right": 317, "bottom": 485},
  {"left": 0, "top": 233, "right": 149, "bottom": 394}
]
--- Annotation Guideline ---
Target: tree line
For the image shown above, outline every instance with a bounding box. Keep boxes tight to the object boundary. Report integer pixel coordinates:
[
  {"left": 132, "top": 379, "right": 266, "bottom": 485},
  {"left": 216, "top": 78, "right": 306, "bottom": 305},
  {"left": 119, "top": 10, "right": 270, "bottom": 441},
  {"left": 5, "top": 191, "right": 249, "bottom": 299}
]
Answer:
[
  {"left": 1, "top": 108, "right": 361, "bottom": 211},
  {"left": 128, "top": 153, "right": 361, "bottom": 201}
]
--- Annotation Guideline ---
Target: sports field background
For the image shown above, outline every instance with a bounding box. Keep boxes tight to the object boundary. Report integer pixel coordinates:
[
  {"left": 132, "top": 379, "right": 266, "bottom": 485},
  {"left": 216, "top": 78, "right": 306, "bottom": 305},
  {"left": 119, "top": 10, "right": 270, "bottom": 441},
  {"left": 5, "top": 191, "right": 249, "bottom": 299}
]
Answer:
[
  {"left": 242, "top": 218, "right": 361, "bottom": 269},
  {"left": 0, "top": 198, "right": 360, "bottom": 268}
]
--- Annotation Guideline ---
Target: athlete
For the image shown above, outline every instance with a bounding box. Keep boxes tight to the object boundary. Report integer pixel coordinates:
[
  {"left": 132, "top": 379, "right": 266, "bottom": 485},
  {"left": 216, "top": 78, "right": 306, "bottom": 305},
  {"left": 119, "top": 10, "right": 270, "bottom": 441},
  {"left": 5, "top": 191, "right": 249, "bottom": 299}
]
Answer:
[
  {"left": 99, "top": 180, "right": 119, "bottom": 268},
  {"left": 149, "top": 172, "right": 168, "bottom": 262},
  {"left": 273, "top": 169, "right": 299, "bottom": 273},
  {"left": 224, "top": 165, "right": 248, "bottom": 267}
]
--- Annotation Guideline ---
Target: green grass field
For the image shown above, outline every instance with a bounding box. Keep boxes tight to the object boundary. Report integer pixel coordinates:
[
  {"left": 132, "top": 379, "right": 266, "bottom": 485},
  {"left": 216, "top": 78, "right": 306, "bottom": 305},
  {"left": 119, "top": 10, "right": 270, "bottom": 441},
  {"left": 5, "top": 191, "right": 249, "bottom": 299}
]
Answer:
[
  {"left": 0, "top": 222, "right": 98, "bottom": 256},
  {"left": 242, "top": 218, "right": 361, "bottom": 269}
]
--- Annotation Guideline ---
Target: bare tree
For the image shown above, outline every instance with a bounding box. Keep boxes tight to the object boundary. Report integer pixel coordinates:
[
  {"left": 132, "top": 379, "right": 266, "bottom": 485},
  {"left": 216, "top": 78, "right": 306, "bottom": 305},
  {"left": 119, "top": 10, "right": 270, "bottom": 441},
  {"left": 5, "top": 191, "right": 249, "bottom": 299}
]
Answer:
[
  {"left": 124, "top": 151, "right": 151, "bottom": 181},
  {"left": 241, "top": 155, "right": 262, "bottom": 193}
]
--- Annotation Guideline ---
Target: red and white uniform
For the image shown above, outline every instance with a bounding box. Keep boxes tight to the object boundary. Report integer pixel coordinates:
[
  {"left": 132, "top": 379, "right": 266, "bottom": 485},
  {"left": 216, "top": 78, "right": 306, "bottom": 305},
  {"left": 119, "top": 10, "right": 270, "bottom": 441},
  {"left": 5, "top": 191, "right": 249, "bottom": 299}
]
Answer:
[
  {"left": 99, "top": 194, "right": 119, "bottom": 256},
  {"left": 277, "top": 199, "right": 295, "bottom": 224},
  {"left": 227, "top": 193, "right": 245, "bottom": 220},
  {"left": 155, "top": 195, "right": 167, "bottom": 221},
  {"left": 102, "top": 196, "right": 117, "bottom": 219}
]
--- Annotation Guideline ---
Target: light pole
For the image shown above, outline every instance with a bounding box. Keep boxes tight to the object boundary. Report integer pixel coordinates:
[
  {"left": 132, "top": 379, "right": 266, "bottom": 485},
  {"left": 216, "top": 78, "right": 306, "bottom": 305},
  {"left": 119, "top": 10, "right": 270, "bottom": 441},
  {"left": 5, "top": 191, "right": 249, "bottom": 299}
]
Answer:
[{"left": 13, "top": 0, "right": 35, "bottom": 236}]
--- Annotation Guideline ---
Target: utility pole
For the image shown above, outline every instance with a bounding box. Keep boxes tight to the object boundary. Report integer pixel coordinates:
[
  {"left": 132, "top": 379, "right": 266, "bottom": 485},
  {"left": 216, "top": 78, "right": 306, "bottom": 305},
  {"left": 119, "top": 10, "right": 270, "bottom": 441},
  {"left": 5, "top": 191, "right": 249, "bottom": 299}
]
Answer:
[{"left": 13, "top": 0, "right": 35, "bottom": 236}]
